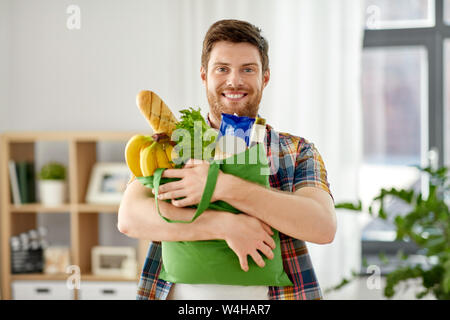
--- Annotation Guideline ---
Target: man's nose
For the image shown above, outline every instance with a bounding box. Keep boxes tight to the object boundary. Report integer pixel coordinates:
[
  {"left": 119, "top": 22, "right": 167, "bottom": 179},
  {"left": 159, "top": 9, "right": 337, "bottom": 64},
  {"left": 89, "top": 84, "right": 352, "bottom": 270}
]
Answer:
[{"left": 226, "top": 70, "right": 243, "bottom": 87}]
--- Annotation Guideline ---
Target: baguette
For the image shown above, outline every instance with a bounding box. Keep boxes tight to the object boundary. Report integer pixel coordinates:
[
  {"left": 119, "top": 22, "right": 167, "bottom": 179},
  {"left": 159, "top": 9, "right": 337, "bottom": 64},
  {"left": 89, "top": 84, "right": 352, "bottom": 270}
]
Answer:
[{"left": 136, "top": 90, "right": 178, "bottom": 135}]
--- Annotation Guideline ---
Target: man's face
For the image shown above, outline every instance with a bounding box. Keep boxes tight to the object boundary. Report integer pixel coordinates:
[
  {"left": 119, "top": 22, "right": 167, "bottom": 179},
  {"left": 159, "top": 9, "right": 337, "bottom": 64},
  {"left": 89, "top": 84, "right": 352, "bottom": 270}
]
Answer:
[{"left": 201, "top": 41, "right": 270, "bottom": 129}]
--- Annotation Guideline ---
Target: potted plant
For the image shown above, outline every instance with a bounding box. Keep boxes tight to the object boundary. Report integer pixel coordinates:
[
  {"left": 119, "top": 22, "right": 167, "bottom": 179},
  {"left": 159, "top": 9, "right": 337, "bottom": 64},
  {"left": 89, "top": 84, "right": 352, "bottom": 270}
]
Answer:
[
  {"left": 37, "top": 162, "right": 67, "bottom": 206},
  {"left": 331, "top": 165, "right": 450, "bottom": 300}
]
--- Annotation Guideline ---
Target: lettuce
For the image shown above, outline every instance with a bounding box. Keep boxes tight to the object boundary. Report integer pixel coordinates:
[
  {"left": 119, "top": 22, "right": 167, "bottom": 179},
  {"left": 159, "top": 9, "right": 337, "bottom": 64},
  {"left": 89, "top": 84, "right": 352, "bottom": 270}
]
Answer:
[{"left": 174, "top": 107, "right": 217, "bottom": 162}]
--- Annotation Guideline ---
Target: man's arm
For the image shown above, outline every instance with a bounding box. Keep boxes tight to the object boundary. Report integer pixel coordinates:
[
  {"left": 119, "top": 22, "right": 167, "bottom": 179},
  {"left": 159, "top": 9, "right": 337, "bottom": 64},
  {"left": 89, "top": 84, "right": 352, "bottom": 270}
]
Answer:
[
  {"left": 118, "top": 179, "right": 226, "bottom": 241},
  {"left": 117, "top": 180, "right": 216, "bottom": 241},
  {"left": 158, "top": 163, "right": 336, "bottom": 244},
  {"left": 216, "top": 174, "right": 337, "bottom": 244}
]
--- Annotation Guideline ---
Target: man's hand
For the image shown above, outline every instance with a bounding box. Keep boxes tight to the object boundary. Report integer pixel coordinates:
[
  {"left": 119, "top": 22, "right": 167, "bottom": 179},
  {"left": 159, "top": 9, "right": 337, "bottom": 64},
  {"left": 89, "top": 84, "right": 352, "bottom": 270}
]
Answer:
[
  {"left": 155, "top": 159, "right": 222, "bottom": 207},
  {"left": 221, "top": 213, "right": 276, "bottom": 272}
]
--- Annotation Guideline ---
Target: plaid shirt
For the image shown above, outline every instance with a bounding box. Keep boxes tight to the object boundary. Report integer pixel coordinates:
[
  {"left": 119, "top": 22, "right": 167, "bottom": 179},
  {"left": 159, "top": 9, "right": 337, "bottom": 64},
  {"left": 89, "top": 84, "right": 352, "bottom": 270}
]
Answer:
[{"left": 136, "top": 123, "right": 333, "bottom": 300}]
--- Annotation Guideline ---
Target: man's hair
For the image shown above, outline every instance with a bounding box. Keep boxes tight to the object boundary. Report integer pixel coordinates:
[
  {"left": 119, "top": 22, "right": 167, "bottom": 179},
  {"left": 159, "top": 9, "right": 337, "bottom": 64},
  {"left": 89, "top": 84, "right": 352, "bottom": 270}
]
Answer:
[{"left": 201, "top": 19, "right": 269, "bottom": 74}]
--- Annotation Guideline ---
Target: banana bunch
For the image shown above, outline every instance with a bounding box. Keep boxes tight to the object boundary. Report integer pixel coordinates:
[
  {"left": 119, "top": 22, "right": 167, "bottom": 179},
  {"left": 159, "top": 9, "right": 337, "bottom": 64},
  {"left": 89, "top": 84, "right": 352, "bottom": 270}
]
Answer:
[
  {"left": 125, "top": 133, "right": 175, "bottom": 177},
  {"left": 125, "top": 90, "right": 179, "bottom": 177}
]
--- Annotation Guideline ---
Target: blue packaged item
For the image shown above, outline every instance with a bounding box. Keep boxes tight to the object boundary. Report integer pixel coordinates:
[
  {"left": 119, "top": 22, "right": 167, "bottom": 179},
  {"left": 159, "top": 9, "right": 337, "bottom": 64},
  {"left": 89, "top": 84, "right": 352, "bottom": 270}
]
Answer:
[
  {"left": 214, "top": 113, "right": 255, "bottom": 160},
  {"left": 219, "top": 113, "right": 256, "bottom": 146}
]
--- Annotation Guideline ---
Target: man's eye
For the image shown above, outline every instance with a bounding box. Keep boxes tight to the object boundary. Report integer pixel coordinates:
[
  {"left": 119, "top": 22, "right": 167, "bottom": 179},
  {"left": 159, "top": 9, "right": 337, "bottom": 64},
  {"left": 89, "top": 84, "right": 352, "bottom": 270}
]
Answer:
[
  {"left": 243, "top": 68, "right": 254, "bottom": 73},
  {"left": 217, "top": 67, "right": 227, "bottom": 72}
]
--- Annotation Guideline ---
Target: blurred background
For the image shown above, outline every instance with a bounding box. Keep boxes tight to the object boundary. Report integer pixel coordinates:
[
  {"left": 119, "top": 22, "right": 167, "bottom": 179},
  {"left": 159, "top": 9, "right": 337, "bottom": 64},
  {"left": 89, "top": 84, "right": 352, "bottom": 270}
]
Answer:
[{"left": 1, "top": 0, "right": 449, "bottom": 300}]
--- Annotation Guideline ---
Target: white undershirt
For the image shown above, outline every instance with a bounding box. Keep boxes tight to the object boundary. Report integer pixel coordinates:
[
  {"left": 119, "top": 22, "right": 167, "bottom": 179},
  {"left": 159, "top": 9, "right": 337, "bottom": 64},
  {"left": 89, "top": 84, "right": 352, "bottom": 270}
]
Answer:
[{"left": 167, "top": 283, "right": 269, "bottom": 300}]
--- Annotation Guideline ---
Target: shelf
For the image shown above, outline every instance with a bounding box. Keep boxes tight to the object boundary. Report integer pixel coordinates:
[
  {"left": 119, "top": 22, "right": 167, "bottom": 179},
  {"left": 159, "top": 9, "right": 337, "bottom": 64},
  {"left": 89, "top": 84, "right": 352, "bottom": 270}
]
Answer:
[
  {"left": 2, "top": 131, "right": 141, "bottom": 143},
  {"left": 1, "top": 131, "right": 146, "bottom": 300},
  {"left": 8, "top": 203, "right": 120, "bottom": 213},
  {"left": 76, "top": 203, "right": 120, "bottom": 213},
  {"left": 11, "top": 273, "right": 68, "bottom": 281},
  {"left": 9, "top": 203, "right": 71, "bottom": 213}
]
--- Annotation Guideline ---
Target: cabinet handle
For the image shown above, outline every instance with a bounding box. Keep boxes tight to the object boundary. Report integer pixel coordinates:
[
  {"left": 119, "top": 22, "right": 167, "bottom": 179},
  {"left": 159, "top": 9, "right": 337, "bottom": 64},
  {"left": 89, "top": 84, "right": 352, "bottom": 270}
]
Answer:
[
  {"left": 102, "top": 289, "right": 115, "bottom": 295},
  {"left": 36, "top": 288, "right": 50, "bottom": 294}
]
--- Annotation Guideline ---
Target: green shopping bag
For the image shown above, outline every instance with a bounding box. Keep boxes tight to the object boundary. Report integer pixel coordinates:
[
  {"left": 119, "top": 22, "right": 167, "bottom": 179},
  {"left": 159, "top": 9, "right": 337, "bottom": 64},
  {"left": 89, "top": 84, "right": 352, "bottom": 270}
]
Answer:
[{"left": 137, "top": 144, "right": 293, "bottom": 286}]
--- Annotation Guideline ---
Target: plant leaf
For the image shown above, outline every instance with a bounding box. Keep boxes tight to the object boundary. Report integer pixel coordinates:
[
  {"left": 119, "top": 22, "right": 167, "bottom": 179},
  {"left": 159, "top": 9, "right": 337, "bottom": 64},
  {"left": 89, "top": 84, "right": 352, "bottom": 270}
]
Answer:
[{"left": 334, "top": 201, "right": 362, "bottom": 211}]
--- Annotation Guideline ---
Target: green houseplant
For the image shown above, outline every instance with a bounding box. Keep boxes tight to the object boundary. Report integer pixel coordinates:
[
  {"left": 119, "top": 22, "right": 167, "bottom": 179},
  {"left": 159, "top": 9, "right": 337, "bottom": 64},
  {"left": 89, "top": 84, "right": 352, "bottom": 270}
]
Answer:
[
  {"left": 332, "top": 165, "right": 450, "bottom": 299},
  {"left": 37, "top": 162, "right": 67, "bottom": 206}
]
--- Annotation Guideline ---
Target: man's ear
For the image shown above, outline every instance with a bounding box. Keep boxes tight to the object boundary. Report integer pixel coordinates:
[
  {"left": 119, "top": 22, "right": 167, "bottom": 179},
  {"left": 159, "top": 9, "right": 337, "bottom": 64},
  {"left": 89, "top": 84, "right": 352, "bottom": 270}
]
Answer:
[
  {"left": 263, "top": 68, "right": 270, "bottom": 88},
  {"left": 200, "top": 66, "right": 207, "bottom": 84}
]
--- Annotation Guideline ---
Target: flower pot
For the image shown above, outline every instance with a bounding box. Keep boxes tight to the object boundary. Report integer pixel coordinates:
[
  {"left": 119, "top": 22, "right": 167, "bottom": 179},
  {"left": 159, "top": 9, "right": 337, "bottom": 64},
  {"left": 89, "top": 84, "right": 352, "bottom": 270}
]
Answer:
[{"left": 38, "top": 180, "right": 67, "bottom": 206}]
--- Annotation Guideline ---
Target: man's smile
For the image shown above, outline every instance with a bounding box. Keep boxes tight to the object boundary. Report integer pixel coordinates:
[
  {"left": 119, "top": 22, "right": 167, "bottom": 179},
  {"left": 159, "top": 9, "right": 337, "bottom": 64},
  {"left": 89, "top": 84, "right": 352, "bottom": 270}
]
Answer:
[{"left": 221, "top": 91, "right": 248, "bottom": 101}]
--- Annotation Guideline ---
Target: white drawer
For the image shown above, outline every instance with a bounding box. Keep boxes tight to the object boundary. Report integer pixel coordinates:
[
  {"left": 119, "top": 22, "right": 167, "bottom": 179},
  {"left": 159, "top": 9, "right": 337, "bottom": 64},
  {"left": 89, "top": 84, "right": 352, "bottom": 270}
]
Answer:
[
  {"left": 12, "top": 281, "right": 74, "bottom": 300},
  {"left": 78, "top": 281, "right": 137, "bottom": 300}
]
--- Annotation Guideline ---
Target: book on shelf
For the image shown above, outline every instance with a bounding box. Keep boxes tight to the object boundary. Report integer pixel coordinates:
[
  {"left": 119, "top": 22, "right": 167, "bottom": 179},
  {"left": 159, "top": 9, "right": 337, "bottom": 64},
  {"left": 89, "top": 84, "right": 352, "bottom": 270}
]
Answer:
[
  {"left": 8, "top": 161, "right": 36, "bottom": 205},
  {"left": 8, "top": 161, "right": 21, "bottom": 205}
]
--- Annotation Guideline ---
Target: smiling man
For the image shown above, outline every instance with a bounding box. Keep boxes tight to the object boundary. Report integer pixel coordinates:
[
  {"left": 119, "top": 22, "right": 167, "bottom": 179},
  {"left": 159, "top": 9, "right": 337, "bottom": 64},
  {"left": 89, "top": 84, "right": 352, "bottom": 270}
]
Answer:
[{"left": 118, "top": 19, "right": 336, "bottom": 300}]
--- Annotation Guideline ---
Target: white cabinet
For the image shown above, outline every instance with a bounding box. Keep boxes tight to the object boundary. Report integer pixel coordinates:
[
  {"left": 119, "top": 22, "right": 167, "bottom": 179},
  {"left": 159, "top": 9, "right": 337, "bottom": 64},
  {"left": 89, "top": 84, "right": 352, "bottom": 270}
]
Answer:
[
  {"left": 12, "top": 281, "right": 74, "bottom": 300},
  {"left": 78, "top": 281, "right": 137, "bottom": 300}
]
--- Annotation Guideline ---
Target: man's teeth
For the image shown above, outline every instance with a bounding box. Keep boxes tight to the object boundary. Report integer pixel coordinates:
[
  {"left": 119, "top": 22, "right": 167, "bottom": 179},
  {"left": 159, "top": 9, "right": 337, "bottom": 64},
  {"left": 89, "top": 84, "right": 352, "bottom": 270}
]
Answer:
[{"left": 224, "top": 94, "right": 245, "bottom": 99}]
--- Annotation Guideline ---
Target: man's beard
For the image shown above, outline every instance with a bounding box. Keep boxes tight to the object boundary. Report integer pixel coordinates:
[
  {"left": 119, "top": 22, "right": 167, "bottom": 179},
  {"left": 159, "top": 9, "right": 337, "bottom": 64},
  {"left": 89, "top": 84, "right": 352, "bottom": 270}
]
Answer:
[{"left": 206, "top": 85, "right": 262, "bottom": 122}]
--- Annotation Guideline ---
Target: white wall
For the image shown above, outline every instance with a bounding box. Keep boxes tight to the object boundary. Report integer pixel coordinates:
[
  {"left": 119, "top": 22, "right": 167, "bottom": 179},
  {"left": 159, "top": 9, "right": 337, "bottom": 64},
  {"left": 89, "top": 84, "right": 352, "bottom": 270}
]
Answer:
[
  {"left": 0, "top": 0, "right": 10, "bottom": 130},
  {"left": 2, "top": 0, "right": 197, "bottom": 132},
  {"left": 0, "top": 0, "right": 311, "bottom": 134}
]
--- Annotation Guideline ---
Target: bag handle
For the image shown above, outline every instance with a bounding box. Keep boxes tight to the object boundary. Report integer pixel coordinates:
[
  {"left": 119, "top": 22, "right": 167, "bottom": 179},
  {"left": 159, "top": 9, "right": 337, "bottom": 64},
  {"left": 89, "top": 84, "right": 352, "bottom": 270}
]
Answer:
[{"left": 153, "top": 161, "right": 220, "bottom": 223}]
